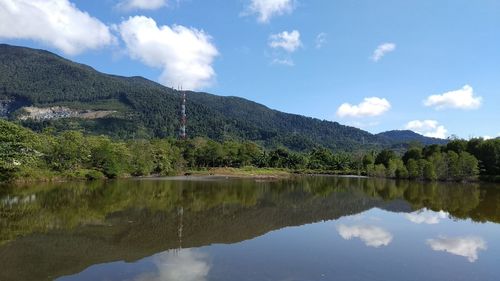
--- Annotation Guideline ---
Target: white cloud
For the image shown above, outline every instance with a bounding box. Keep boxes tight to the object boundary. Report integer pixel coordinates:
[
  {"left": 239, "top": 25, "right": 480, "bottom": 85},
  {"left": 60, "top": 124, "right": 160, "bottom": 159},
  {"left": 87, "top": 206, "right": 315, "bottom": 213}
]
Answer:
[
  {"left": 405, "top": 120, "right": 448, "bottom": 139},
  {"left": 427, "top": 236, "right": 487, "bottom": 262},
  {"left": 337, "top": 224, "right": 393, "bottom": 248},
  {"left": 135, "top": 249, "right": 210, "bottom": 281},
  {"left": 117, "top": 0, "right": 167, "bottom": 11},
  {"left": 336, "top": 97, "right": 391, "bottom": 118},
  {"left": 118, "top": 16, "right": 218, "bottom": 90},
  {"left": 0, "top": 0, "right": 115, "bottom": 55},
  {"left": 371, "top": 43, "right": 396, "bottom": 62},
  {"left": 245, "top": 0, "right": 294, "bottom": 23},
  {"left": 424, "top": 85, "right": 482, "bottom": 110},
  {"left": 315, "top": 32, "right": 327, "bottom": 49},
  {"left": 269, "top": 30, "right": 301, "bottom": 53},
  {"left": 405, "top": 209, "right": 449, "bottom": 225}
]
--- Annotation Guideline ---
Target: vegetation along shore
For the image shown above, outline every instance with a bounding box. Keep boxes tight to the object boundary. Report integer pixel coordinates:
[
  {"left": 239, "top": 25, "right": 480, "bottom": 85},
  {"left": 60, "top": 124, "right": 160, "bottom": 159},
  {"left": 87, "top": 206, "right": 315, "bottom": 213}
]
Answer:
[{"left": 1, "top": 119, "right": 499, "bottom": 184}]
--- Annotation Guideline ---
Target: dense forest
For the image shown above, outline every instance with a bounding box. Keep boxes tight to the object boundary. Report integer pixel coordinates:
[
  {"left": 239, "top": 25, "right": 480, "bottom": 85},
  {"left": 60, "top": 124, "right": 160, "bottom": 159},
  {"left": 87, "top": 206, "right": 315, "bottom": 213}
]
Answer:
[
  {"left": 0, "top": 44, "right": 445, "bottom": 151},
  {"left": 1, "top": 119, "right": 498, "bottom": 183}
]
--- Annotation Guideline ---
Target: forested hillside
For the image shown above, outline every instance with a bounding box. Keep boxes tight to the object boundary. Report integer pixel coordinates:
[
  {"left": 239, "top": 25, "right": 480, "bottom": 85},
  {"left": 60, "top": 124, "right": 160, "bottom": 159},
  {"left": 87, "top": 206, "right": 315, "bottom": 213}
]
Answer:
[
  {"left": 377, "top": 130, "right": 448, "bottom": 146},
  {"left": 0, "top": 44, "right": 443, "bottom": 151}
]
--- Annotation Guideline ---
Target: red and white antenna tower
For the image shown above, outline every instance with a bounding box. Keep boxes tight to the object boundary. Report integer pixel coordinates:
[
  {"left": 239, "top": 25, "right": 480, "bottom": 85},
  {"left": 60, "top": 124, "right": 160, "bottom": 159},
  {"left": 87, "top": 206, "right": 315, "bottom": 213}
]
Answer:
[{"left": 179, "top": 86, "right": 187, "bottom": 139}]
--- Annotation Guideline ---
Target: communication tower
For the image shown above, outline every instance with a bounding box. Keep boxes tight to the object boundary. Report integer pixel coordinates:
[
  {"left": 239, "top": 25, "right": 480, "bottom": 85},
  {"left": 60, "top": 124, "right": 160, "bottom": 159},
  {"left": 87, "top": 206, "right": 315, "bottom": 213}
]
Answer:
[{"left": 179, "top": 87, "right": 187, "bottom": 139}]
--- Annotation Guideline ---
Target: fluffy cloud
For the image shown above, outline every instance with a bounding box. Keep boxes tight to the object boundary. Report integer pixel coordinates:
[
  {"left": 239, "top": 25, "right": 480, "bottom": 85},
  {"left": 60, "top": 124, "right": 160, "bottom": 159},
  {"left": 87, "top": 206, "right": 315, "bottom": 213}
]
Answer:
[
  {"left": 405, "top": 120, "right": 448, "bottom": 139},
  {"left": 424, "top": 85, "right": 482, "bottom": 110},
  {"left": 135, "top": 249, "right": 210, "bottom": 281},
  {"left": 245, "top": 0, "right": 294, "bottom": 23},
  {"left": 371, "top": 43, "right": 396, "bottom": 62},
  {"left": 315, "top": 32, "right": 327, "bottom": 49},
  {"left": 405, "top": 209, "right": 449, "bottom": 225},
  {"left": 0, "top": 0, "right": 115, "bottom": 55},
  {"left": 269, "top": 30, "right": 301, "bottom": 53},
  {"left": 118, "top": 16, "right": 218, "bottom": 90},
  {"left": 117, "top": 0, "right": 167, "bottom": 10},
  {"left": 427, "top": 236, "right": 487, "bottom": 262},
  {"left": 336, "top": 97, "right": 391, "bottom": 118},
  {"left": 337, "top": 224, "right": 393, "bottom": 248}
]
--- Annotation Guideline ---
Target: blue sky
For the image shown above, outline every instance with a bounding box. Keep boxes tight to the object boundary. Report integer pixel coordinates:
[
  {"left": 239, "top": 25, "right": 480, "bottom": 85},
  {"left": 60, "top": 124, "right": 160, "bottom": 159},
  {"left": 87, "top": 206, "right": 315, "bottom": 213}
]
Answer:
[{"left": 0, "top": 0, "right": 499, "bottom": 138}]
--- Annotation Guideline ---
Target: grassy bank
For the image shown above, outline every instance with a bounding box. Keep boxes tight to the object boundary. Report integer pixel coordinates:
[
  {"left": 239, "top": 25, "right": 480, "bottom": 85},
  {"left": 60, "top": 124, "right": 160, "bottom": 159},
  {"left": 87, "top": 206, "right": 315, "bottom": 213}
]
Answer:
[{"left": 187, "top": 167, "right": 292, "bottom": 179}]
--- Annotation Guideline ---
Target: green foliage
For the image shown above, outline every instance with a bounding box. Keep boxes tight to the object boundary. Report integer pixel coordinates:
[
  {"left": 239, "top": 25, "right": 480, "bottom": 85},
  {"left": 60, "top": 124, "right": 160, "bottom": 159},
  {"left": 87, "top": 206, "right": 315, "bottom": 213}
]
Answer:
[
  {"left": 387, "top": 158, "right": 406, "bottom": 178},
  {"left": 88, "top": 136, "right": 130, "bottom": 178},
  {"left": 46, "top": 131, "right": 90, "bottom": 171},
  {"left": 402, "top": 147, "right": 422, "bottom": 164},
  {"left": 407, "top": 159, "right": 420, "bottom": 179},
  {"left": 366, "top": 164, "right": 387, "bottom": 178},
  {"left": 128, "top": 140, "right": 155, "bottom": 176},
  {"left": 423, "top": 160, "right": 437, "bottom": 181},
  {"left": 0, "top": 118, "right": 493, "bottom": 183},
  {"left": 375, "top": 150, "right": 397, "bottom": 167},
  {"left": 0, "top": 119, "right": 42, "bottom": 181}
]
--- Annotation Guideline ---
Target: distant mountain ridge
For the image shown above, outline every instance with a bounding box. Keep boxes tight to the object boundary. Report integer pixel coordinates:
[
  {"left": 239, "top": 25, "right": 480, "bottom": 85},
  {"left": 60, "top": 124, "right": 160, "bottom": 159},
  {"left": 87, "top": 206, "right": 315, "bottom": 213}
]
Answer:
[
  {"left": 0, "top": 44, "right": 445, "bottom": 151},
  {"left": 377, "top": 130, "right": 448, "bottom": 146}
]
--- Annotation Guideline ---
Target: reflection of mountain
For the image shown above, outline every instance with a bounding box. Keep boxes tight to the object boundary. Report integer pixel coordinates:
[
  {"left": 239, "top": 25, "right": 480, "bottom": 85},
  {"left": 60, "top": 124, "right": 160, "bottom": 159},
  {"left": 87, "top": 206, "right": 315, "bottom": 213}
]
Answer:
[
  {"left": 0, "top": 177, "right": 498, "bottom": 281},
  {"left": 0, "top": 178, "right": 391, "bottom": 281}
]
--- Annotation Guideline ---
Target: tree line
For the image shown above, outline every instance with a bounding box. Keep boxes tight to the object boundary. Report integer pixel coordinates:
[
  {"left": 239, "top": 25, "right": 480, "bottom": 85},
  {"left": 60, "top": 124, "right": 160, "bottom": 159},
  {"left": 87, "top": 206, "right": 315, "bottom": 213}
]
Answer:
[{"left": 1, "top": 119, "right": 499, "bottom": 183}]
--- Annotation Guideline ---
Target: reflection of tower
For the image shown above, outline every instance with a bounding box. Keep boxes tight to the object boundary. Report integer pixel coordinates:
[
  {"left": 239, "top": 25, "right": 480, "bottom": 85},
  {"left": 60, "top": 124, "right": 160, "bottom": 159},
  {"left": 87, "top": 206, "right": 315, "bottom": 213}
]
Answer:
[
  {"left": 179, "top": 87, "right": 187, "bottom": 140},
  {"left": 177, "top": 206, "right": 184, "bottom": 252},
  {"left": 172, "top": 206, "right": 184, "bottom": 255}
]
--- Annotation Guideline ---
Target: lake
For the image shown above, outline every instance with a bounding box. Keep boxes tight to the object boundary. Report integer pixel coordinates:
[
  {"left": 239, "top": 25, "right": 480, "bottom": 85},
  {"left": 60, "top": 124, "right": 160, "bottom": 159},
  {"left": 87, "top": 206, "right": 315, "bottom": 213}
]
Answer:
[{"left": 1, "top": 176, "right": 499, "bottom": 281}]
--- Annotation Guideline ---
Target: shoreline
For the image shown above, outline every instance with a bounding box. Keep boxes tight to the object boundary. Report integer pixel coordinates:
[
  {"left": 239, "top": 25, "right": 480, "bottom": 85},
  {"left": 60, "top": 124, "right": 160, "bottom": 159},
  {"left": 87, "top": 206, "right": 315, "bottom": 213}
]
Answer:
[{"left": 2, "top": 167, "right": 493, "bottom": 186}]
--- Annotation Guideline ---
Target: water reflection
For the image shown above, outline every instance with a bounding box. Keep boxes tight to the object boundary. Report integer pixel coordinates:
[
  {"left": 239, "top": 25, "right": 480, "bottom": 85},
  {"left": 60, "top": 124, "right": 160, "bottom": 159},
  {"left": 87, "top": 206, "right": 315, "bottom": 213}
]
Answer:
[
  {"left": 134, "top": 249, "right": 210, "bottom": 281},
  {"left": 427, "top": 236, "right": 487, "bottom": 262},
  {"left": 0, "top": 176, "right": 499, "bottom": 281},
  {"left": 336, "top": 224, "right": 393, "bottom": 248},
  {"left": 405, "top": 209, "right": 449, "bottom": 225}
]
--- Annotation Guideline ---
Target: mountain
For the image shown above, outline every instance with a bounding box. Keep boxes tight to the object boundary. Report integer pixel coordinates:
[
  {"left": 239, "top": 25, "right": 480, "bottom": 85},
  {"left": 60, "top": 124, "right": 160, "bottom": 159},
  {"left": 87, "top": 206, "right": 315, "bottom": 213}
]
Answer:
[
  {"left": 377, "top": 130, "right": 448, "bottom": 146},
  {"left": 0, "top": 44, "right": 443, "bottom": 151}
]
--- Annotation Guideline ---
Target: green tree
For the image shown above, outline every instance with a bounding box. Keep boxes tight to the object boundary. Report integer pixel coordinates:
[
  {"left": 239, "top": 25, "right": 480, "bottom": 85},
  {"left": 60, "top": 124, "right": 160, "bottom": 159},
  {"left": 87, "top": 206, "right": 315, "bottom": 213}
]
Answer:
[
  {"left": 48, "top": 131, "right": 90, "bottom": 171},
  {"left": 446, "top": 151, "right": 460, "bottom": 180},
  {"left": 375, "top": 150, "right": 397, "bottom": 168},
  {"left": 0, "top": 120, "right": 42, "bottom": 181},
  {"left": 89, "top": 136, "right": 130, "bottom": 178},
  {"left": 458, "top": 151, "right": 479, "bottom": 180},
  {"left": 406, "top": 159, "right": 420, "bottom": 179},
  {"left": 423, "top": 160, "right": 437, "bottom": 181},
  {"left": 128, "top": 140, "right": 154, "bottom": 176},
  {"left": 402, "top": 147, "right": 422, "bottom": 164}
]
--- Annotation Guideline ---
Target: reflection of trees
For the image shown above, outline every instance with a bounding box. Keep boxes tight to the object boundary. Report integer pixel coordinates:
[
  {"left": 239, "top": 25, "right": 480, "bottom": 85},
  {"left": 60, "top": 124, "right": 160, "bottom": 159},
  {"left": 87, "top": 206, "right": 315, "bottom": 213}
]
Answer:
[
  {"left": 1, "top": 177, "right": 499, "bottom": 246},
  {"left": 359, "top": 179, "right": 497, "bottom": 223},
  {"left": 0, "top": 177, "right": 360, "bottom": 245},
  {"left": 0, "top": 177, "right": 383, "bottom": 281},
  {"left": 1, "top": 177, "right": 499, "bottom": 247},
  {"left": 0, "top": 177, "right": 499, "bottom": 281}
]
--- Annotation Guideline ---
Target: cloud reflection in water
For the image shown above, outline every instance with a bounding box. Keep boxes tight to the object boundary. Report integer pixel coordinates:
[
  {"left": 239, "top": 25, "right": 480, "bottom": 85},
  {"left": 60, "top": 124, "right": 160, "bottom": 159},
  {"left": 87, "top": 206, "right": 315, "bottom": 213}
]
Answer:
[
  {"left": 337, "top": 224, "right": 393, "bottom": 248},
  {"left": 427, "top": 236, "right": 487, "bottom": 262},
  {"left": 135, "top": 249, "right": 210, "bottom": 281},
  {"left": 405, "top": 209, "right": 449, "bottom": 225}
]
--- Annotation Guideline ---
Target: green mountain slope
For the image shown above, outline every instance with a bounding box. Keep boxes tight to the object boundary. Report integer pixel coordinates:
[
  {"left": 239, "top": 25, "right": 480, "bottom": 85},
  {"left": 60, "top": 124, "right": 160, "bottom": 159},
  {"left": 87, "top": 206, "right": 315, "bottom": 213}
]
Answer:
[
  {"left": 377, "top": 130, "right": 448, "bottom": 146},
  {"left": 0, "top": 44, "right": 442, "bottom": 151}
]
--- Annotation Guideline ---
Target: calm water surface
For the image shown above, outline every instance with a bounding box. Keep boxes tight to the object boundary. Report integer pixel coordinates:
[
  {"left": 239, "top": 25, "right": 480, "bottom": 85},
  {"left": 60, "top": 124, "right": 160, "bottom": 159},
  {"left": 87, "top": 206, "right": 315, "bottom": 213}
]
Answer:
[{"left": 1, "top": 176, "right": 499, "bottom": 281}]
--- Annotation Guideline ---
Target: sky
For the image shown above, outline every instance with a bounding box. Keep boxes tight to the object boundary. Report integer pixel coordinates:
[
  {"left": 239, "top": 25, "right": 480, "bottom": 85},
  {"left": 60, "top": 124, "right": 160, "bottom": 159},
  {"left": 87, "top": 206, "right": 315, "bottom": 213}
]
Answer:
[{"left": 0, "top": 0, "right": 499, "bottom": 139}]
